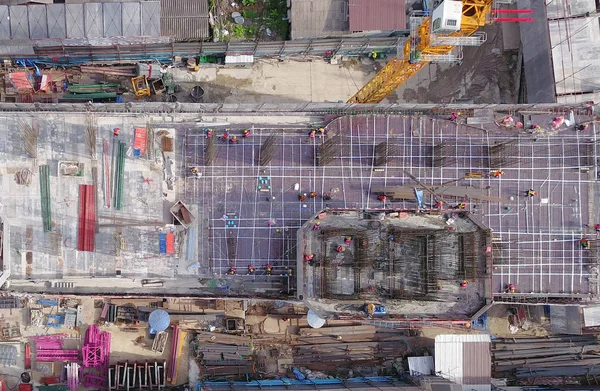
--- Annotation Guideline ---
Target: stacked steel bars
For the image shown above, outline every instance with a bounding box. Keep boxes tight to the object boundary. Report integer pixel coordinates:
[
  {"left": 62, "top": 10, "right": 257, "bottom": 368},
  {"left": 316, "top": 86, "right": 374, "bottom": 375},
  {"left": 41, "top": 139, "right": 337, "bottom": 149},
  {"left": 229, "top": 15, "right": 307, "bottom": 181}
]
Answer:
[
  {"left": 30, "top": 335, "right": 79, "bottom": 362},
  {"left": 77, "top": 185, "right": 96, "bottom": 252},
  {"left": 192, "top": 332, "right": 253, "bottom": 378},
  {"left": 493, "top": 336, "right": 600, "bottom": 380},
  {"left": 113, "top": 142, "right": 126, "bottom": 210},
  {"left": 66, "top": 362, "right": 80, "bottom": 391},
  {"left": 166, "top": 325, "right": 185, "bottom": 384},
  {"left": 39, "top": 165, "right": 52, "bottom": 232}
]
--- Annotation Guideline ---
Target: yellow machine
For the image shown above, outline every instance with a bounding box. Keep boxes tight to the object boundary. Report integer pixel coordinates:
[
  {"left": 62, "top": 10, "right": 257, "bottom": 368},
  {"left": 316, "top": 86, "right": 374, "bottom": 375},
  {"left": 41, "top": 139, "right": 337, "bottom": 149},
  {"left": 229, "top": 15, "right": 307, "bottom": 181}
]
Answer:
[
  {"left": 348, "top": 0, "right": 494, "bottom": 104},
  {"left": 131, "top": 76, "right": 151, "bottom": 98}
]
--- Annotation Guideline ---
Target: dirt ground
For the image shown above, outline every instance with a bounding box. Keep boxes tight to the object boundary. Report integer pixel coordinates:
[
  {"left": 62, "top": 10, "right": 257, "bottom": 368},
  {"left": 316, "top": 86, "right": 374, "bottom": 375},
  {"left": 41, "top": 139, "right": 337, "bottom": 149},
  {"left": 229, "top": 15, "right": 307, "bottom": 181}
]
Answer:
[
  {"left": 392, "top": 23, "right": 519, "bottom": 104},
  {"left": 486, "top": 304, "right": 549, "bottom": 337},
  {"left": 165, "top": 22, "right": 518, "bottom": 105}
]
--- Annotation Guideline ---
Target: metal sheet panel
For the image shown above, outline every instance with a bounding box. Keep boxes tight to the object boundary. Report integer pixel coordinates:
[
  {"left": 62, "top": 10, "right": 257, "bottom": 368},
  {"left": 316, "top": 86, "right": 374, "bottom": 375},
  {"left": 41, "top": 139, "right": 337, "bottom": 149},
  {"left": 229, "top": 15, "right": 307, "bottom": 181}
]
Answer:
[
  {"left": 583, "top": 305, "right": 600, "bottom": 327},
  {"left": 46, "top": 4, "right": 66, "bottom": 39},
  {"left": 121, "top": 2, "right": 140, "bottom": 37},
  {"left": 65, "top": 4, "right": 84, "bottom": 38},
  {"left": 10, "top": 6, "right": 29, "bottom": 39},
  {"left": 290, "top": 0, "right": 347, "bottom": 39},
  {"left": 141, "top": 1, "right": 160, "bottom": 36},
  {"left": 103, "top": 2, "right": 122, "bottom": 37},
  {"left": 84, "top": 3, "right": 102, "bottom": 38},
  {"left": 28, "top": 5, "right": 48, "bottom": 39},
  {"left": 550, "top": 305, "right": 582, "bottom": 334},
  {"left": 408, "top": 356, "right": 434, "bottom": 376},
  {"left": 0, "top": 6, "right": 10, "bottom": 40}
]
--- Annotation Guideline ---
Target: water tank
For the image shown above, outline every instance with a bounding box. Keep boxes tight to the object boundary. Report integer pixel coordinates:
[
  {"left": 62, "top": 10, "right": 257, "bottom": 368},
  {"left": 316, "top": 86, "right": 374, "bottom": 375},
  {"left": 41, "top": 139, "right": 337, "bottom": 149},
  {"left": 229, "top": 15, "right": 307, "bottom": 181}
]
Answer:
[{"left": 431, "top": 0, "right": 462, "bottom": 34}]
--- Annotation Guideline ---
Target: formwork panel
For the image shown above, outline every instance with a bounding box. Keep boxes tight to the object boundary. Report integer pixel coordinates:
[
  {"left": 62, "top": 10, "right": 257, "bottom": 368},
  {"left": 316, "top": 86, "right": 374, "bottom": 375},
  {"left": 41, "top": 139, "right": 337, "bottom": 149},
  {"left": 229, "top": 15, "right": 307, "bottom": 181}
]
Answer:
[
  {"left": 84, "top": 3, "right": 102, "bottom": 38},
  {"left": 28, "top": 5, "right": 48, "bottom": 39},
  {"left": 47, "top": 4, "right": 66, "bottom": 39},
  {"left": 121, "top": 2, "right": 140, "bottom": 37},
  {"left": 65, "top": 4, "right": 84, "bottom": 38},
  {"left": 141, "top": 1, "right": 160, "bottom": 36},
  {"left": 0, "top": 6, "right": 10, "bottom": 39},
  {"left": 103, "top": 3, "right": 122, "bottom": 37},
  {"left": 9, "top": 6, "right": 29, "bottom": 39}
]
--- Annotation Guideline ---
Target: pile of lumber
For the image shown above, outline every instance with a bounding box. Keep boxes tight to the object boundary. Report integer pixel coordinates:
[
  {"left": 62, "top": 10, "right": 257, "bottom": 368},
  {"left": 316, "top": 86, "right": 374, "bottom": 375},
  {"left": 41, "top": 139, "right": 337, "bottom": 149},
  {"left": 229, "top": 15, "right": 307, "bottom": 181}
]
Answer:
[{"left": 493, "top": 336, "right": 600, "bottom": 379}]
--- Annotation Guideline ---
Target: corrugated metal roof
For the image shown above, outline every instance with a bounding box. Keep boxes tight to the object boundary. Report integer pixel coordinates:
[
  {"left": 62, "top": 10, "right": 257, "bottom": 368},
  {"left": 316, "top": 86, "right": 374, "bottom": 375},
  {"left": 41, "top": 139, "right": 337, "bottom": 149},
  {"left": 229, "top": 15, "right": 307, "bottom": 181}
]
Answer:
[
  {"left": 435, "top": 334, "right": 491, "bottom": 343},
  {"left": 435, "top": 334, "right": 491, "bottom": 387},
  {"left": 290, "top": 0, "right": 348, "bottom": 39},
  {"left": 160, "top": 0, "right": 209, "bottom": 39},
  {"left": 462, "top": 342, "right": 491, "bottom": 384},
  {"left": 348, "top": 0, "right": 406, "bottom": 32}
]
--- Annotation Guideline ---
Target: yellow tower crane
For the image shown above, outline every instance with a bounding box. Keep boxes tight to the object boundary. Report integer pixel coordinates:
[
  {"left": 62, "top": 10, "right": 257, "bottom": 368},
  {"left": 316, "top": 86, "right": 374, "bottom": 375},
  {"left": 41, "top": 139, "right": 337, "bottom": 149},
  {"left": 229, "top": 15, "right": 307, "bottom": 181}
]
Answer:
[{"left": 348, "top": 0, "right": 495, "bottom": 104}]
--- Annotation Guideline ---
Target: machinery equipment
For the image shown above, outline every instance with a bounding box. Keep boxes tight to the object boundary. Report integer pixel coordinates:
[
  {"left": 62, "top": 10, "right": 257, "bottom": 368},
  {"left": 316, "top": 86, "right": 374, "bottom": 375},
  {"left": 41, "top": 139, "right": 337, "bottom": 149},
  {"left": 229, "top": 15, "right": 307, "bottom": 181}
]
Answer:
[{"left": 348, "top": 0, "right": 494, "bottom": 104}]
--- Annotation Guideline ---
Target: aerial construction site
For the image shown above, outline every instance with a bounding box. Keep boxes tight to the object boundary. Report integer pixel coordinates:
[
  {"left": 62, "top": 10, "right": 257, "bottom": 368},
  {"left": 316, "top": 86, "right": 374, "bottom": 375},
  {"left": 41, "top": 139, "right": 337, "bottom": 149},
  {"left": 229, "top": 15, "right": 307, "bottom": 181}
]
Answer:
[{"left": 0, "top": 0, "right": 598, "bottom": 387}]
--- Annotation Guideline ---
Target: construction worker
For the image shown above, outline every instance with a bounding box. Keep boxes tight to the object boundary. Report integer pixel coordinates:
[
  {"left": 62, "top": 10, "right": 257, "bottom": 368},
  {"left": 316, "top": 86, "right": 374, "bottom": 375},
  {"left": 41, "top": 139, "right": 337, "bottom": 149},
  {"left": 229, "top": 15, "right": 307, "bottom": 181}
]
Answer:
[
  {"left": 191, "top": 167, "right": 200, "bottom": 176},
  {"left": 266, "top": 263, "right": 273, "bottom": 275},
  {"left": 309, "top": 191, "right": 318, "bottom": 198},
  {"left": 317, "top": 127, "right": 325, "bottom": 135},
  {"left": 450, "top": 112, "right": 460, "bottom": 121},
  {"left": 312, "top": 222, "right": 321, "bottom": 231},
  {"left": 435, "top": 200, "right": 444, "bottom": 209},
  {"left": 206, "top": 129, "right": 213, "bottom": 138},
  {"left": 229, "top": 135, "right": 238, "bottom": 144},
  {"left": 227, "top": 266, "right": 236, "bottom": 275},
  {"left": 507, "top": 284, "right": 516, "bottom": 293},
  {"left": 304, "top": 254, "right": 314, "bottom": 262},
  {"left": 595, "top": 224, "right": 600, "bottom": 232},
  {"left": 243, "top": 129, "right": 251, "bottom": 138},
  {"left": 378, "top": 195, "right": 387, "bottom": 201},
  {"left": 222, "top": 130, "right": 229, "bottom": 140},
  {"left": 344, "top": 237, "right": 352, "bottom": 245},
  {"left": 580, "top": 239, "right": 591, "bottom": 249},
  {"left": 460, "top": 280, "right": 468, "bottom": 289},
  {"left": 493, "top": 170, "right": 504, "bottom": 178},
  {"left": 455, "top": 203, "right": 467, "bottom": 209},
  {"left": 248, "top": 265, "right": 255, "bottom": 274},
  {"left": 577, "top": 124, "right": 589, "bottom": 132},
  {"left": 323, "top": 192, "right": 332, "bottom": 201},
  {"left": 113, "top": 127, "right": 120, "bottom": 136},
  {"left": 299, "top": 193, "right": 307, "bottom": 201},
  {"left": 530, "top": 124, "right": 541, "bottom": 131},
  {"left": 336, "top": 245, "right": 345, "bottom": 253},
  {"left": 526, "top": 189, "right": 537, "bottom": 197},
  {"left": 308, "top": 129, "right": 316, "bottom": 139}
]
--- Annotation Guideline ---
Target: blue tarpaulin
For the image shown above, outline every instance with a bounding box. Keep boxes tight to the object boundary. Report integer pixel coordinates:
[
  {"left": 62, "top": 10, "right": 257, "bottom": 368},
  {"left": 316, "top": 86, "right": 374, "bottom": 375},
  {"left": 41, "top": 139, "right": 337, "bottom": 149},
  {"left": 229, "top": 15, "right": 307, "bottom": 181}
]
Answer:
[{"left": 148, "top": 309, "right": 170, "bottom": 331}]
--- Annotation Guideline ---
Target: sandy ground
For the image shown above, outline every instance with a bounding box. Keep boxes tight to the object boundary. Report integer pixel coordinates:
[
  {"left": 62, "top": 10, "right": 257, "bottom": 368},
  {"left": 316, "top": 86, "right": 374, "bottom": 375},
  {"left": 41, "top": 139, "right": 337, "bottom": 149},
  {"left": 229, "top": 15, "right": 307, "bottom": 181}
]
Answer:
[{"left": 166, "top": 23, "right": 518, "bottom": 105}]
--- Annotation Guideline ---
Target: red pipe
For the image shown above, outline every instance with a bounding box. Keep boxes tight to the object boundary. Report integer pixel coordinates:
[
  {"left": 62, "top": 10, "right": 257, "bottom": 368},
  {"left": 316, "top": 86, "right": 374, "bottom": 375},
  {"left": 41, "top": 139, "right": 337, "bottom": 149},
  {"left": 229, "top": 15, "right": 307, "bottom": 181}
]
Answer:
[
  {"left": 494, "top": 17, "right": 534, "bottom": 22},
  {"left": 494, "top": 9, "right": 533, "bottom": 13}
]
